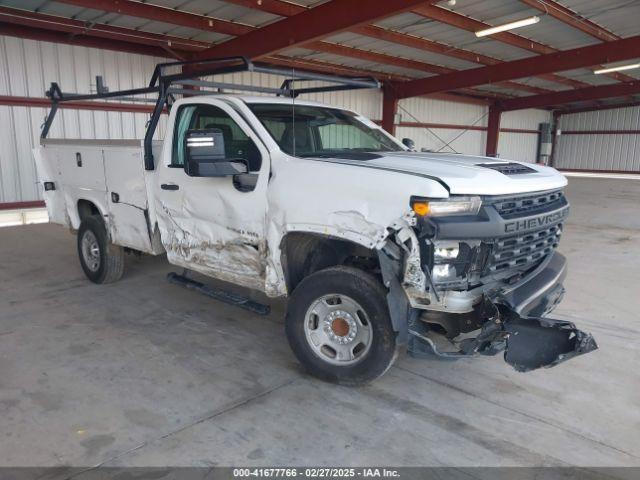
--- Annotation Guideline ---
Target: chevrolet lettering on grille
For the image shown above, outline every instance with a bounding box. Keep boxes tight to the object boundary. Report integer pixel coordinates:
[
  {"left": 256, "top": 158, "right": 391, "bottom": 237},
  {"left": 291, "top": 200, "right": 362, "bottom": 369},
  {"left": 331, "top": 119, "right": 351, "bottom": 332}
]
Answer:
[{"left": 504, "top": 207, "right": 569, "bottom": 233}]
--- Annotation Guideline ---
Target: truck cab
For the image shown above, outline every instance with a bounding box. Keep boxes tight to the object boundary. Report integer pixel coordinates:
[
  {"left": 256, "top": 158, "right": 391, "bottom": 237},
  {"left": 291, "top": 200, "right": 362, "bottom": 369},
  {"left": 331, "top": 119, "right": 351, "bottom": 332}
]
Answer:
[{"left": 35, "top": 58, "right": 597, "bottom": 384}]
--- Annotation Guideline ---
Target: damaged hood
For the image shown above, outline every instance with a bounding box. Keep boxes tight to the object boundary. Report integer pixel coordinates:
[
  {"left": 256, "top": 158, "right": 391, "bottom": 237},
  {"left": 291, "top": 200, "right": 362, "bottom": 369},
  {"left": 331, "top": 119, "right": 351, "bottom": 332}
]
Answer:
[{"left": 311, "top": 152, "right": 567, "bottom": 196}]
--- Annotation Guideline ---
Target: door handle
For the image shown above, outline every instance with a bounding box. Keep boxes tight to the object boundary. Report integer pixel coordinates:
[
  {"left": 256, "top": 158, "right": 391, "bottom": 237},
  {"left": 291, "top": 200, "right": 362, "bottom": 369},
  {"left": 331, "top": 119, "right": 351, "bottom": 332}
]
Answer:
[{"left": 161, "top": 183, "right": 179, "bottom": 191}]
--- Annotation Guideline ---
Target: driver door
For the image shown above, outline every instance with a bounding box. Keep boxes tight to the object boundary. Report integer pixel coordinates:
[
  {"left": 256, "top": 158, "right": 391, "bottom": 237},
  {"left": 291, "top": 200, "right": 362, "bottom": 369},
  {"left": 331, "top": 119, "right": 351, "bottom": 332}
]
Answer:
[{"left": 155, "top": 98, "right": 270, "bottom": 291}]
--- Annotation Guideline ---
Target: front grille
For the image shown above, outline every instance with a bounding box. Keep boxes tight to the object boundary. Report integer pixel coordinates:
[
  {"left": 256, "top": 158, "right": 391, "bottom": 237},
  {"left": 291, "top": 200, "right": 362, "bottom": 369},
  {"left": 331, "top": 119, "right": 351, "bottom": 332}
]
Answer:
[
  {"left": 478, "top": 162, "right": 536, "bottom": 175},
  {"left": 484, "top": 224, "right": 562, "bottom": 275},
  {"left": 489, "top": 189, "right": 565, "bottom": 219}
]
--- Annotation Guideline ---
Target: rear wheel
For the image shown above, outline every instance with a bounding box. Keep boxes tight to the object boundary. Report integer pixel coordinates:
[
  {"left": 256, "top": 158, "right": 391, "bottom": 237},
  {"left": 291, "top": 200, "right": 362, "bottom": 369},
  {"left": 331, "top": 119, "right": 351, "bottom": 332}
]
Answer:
[
  {"left": 285, "top": 266, "right": 399, "bottom": 385},
  {"left": 77, "top": 215, "right": 124, "bottom": 284}
]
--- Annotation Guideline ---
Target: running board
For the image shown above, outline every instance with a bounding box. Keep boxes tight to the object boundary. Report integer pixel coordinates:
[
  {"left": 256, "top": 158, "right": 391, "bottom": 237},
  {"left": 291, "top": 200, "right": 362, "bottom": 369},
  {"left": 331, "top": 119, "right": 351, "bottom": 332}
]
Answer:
[{"left": 167, "top": 272, "right": 271, "bottom": 316}]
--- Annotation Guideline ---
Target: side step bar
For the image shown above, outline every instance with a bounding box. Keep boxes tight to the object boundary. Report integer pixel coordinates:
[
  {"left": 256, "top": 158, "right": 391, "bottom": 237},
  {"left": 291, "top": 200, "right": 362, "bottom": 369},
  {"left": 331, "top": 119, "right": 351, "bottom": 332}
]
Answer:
[{"left": 167, "top": 272, "right": 271, "bottom": 316}]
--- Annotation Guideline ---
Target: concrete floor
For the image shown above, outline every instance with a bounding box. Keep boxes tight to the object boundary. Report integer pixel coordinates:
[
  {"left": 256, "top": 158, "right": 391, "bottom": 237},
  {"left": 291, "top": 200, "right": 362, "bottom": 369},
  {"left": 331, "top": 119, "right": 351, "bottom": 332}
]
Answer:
[{"left": 0, "top": 177, "right": 639, "bottom": 468}]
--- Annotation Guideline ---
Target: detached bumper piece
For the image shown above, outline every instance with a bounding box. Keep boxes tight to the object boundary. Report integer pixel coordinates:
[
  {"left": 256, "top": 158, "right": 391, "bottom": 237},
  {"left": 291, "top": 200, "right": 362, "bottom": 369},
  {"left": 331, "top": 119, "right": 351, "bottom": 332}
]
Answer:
[
  {"left": 502, "top": 314, "right": 598, "bottom": 372},
  {"left": 408, "top": 302, "right": 597, "bottom": 372}
]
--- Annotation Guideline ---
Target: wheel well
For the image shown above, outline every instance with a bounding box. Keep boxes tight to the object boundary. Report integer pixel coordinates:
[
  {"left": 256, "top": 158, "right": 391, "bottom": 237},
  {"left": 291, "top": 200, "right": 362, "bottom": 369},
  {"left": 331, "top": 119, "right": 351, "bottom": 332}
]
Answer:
[
  {"left": 281, "top": 232, "right": 381, "bottom": 293},
  {"left": 77, "top": 199, "right": 100, "bottom": 221}
]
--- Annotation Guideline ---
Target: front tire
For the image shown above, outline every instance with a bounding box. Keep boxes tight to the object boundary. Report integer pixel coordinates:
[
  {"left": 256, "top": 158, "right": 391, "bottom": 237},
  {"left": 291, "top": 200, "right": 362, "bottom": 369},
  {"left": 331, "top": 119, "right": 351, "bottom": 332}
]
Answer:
[
  {"left": 285, "top": 266, "right": 399, "bottom": 385},
  {"left": 77, "top": 215, "right": 124, "bottom": 284}
]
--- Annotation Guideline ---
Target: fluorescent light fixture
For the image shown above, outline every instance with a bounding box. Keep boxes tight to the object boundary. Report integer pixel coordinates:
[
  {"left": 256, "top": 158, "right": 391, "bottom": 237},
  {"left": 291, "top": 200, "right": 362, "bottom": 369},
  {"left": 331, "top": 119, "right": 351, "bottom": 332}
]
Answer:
[
  {"left": 475, "top": 16, "right": 540, "bottom": 37},
  {"left": 594, "top": 63, "right": 640, "bottom": 74}
]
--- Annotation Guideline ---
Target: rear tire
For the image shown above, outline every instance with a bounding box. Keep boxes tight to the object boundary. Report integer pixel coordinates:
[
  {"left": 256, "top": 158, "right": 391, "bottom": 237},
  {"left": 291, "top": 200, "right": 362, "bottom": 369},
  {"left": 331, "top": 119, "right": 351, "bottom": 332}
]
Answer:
[
  {"left": 285, "top": 266, "right": 399, "bottom": 385},
  {"left": 77, "top": 215, "right": 124, "bottom": 284}
]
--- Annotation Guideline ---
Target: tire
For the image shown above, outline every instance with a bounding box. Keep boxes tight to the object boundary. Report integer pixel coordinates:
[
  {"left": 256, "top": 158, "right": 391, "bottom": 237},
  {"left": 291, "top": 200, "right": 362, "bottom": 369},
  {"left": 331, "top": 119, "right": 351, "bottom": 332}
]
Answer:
[
  {"left": 77, "top": 215, "right": 125, "bottom": 284},
  {"left": 285, "top": 266, "right": 399, "bottom": 385}
]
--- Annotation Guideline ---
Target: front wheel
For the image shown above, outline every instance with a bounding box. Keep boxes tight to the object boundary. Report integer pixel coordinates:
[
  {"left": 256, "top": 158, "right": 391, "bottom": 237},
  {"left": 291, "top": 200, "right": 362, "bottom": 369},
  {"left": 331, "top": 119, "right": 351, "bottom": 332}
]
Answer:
[
  {"left": 285, "top": 266, "right": 399, "bottom": 385},
  {"left": 77, "top": 215, "right": 125, "bottom": 284}
]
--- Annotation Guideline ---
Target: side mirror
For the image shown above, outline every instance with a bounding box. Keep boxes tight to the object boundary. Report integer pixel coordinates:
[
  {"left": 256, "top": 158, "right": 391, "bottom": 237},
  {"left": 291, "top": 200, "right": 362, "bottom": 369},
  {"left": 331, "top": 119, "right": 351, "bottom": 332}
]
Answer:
[
  {"left": 402, "top": 138, "right": 416, "bottom": 150},
  {"left": 184, "top": 129, "right": 248, "bottom": 177}
]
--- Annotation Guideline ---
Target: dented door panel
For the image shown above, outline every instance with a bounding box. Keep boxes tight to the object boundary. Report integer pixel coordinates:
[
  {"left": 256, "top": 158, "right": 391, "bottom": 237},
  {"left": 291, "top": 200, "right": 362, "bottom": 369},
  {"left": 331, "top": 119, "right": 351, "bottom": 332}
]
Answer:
[{"left": 154, "top": 98, "right": 271, "bottom": 291}]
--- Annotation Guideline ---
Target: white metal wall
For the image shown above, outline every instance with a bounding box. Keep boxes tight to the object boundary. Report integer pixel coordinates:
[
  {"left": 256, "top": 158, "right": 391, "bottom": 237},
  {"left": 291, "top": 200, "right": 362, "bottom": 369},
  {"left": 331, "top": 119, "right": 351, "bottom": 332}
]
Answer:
[
  {"left": 397, "top": 98, "right": 549, "bottom": 162},
  {"left": 500, "top": 109, "right": 551, "bottom": 163},
  {"left": 555, "top": 106, "right": 640, "bottom": 172},
  {"left": 0, "top": 35, "right": 547, "bottom": 204},
  {"left": 396, "top": 97, "right": 486, "bottom": 155},
  {"left": 0, "top": 36, "right": 168, "bottom": 204}
]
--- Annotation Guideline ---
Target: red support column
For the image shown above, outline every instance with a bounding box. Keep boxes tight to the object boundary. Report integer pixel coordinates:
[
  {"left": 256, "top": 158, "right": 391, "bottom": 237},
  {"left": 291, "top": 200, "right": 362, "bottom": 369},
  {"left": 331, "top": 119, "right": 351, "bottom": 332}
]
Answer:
[
  {"left": 486, "top": 105, "right": 502, "bottom": 157},
  {"left": 382, "top": 85, "right": 398, "bottom": 135},
  {"left": 181, "top": 64, "right": 200, "bottom": 93}
]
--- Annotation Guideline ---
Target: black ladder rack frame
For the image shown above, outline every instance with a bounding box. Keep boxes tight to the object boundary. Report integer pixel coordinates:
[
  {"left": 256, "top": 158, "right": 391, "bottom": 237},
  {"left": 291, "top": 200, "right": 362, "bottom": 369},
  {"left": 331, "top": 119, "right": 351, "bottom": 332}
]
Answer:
[{"left": 41, "top": 56, "right": 381, "bottom": 171}]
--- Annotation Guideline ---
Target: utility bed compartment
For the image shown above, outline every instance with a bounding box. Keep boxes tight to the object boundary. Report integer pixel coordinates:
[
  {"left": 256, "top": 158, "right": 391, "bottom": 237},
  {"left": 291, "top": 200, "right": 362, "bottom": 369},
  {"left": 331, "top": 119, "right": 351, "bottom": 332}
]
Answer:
[{"left": 35, "top": 139, "right": 157, "bottom": 254}]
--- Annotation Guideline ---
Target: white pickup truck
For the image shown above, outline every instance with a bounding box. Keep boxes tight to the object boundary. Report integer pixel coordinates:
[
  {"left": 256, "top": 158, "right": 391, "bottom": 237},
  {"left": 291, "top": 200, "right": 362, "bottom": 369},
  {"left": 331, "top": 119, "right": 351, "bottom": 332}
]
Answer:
[{"left": 35, "top": 58, "right": 596, "bottom": 384}]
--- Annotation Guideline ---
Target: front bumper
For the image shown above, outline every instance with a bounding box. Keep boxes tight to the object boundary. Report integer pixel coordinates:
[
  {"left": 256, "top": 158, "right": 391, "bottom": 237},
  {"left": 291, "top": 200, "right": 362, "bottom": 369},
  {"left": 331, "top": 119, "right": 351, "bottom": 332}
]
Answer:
[
  {"left": 489, "top": 251, "right": 567, "bottom": 317},
  {"left": 406, "top": 251, "right": 598, "bottom": 372}
]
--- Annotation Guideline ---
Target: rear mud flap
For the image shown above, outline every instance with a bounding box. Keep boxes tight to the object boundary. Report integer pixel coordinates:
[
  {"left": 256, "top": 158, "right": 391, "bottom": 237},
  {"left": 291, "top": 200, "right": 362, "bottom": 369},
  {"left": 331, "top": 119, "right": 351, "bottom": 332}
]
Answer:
[{"left": 408, "top": 302, "right": 597, "bottom": 372}]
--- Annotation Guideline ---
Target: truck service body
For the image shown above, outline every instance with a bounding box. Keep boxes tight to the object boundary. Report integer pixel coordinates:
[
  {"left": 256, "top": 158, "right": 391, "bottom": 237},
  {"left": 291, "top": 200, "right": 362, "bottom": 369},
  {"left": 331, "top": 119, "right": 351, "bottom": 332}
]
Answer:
[{"left": 35, "top": 58, "right": 596, "bottom": 383}]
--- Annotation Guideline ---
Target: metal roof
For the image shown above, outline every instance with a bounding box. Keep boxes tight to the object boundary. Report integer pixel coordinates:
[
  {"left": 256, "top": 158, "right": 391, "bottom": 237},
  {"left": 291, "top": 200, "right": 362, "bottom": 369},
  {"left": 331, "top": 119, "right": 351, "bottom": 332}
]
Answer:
[{"left": 0, "top": 0, "right": 639, "bottom": 109}]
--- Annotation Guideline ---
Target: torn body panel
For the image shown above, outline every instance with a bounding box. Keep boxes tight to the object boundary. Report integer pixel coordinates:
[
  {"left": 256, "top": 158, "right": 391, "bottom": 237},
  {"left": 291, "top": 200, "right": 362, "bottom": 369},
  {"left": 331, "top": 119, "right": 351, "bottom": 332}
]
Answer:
[
  {"left": 377, "top": 212, "right": 597, "bottom": 371},
  {"left": 408, "top": 299, "right": 597, "bottom": 372}
]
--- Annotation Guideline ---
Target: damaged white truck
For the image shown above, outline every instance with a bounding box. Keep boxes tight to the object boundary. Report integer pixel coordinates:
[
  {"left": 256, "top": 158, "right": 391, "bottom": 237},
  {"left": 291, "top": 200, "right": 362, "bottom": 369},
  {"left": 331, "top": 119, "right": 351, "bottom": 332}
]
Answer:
[{"left": 35, "top": 58, "right": 596, "bottom": 384}]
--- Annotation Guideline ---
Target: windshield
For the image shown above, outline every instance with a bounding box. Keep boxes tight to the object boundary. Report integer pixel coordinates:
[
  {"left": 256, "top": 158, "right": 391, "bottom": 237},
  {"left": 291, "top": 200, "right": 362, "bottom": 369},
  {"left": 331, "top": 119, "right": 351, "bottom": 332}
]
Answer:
[{"left": 248, "top": 103, "right": 403, "bottom": 157}]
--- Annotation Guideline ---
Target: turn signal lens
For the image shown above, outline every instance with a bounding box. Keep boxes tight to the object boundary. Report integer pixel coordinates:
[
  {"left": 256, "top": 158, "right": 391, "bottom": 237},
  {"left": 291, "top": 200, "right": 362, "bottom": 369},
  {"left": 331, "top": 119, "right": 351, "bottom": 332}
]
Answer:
[
  {"left": 412, "top": 201, "right": 430, "bottom": 216},
  {"left": 411, "top": 196, "right": 482, "bottom": 217}
]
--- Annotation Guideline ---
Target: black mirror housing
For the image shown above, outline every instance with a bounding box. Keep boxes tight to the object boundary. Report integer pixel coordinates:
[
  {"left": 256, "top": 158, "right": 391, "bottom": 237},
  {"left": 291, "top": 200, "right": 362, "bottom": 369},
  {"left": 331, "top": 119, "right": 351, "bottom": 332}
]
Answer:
[
  {"left": 402, "top": 137, "right": 416, "bottom": 150},
  {"left": 184, "top": 129, "right": 248, "bottom": 177}
]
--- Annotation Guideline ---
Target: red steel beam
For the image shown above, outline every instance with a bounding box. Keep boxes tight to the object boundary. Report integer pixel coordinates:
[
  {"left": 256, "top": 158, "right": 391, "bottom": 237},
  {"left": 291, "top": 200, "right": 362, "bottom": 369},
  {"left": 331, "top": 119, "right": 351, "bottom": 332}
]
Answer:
[
  {"left": 519, "top": 0, "right": 619, "bottom": 42},
  {"left": 193, "top": 0, "right": 438, "bottom": 59},
  {"left": 305, "top": 40, "right": 453, "bottom": 76},
  {"left": 393, "top": 35, "right": 640, "bottom": 99},
  {"left": 560, "top": 129, "right": 640, "bottom": 135},
  {"left": 4, "top": 4, "right": 519, "bottom": 98},
  {"left": 0, "top": 94, "right": 159, "bottom": 113},
  {"left": 519, "top": 0, "right": 634, "bottom": 83},
  {"left": 0, "top": 17, "right": 492, "bottom": 105},
  {"left": 0, "top": 7, "right": 206, "bottom": 54},
  {"left": 498, "top": 81, "right": 640, "bottom": 111},
  {"left": 413, "top": 5, "right": 554, "bottom": 54},
  {"left": 0, "top": 7, "right": 507, "bottom": 106},
  {"left": 222, "top": 0, "right": 307, "bottom": 17},
  {"left": 265, "top": 55, "right": 410, "bottom": 83},
  {"left": 55, "top": 0, "right": 252, "bottom": 37},
  {"left": 305, "top": 40, "right": 551, "bottom": 95},
  {"left": 0, "top": 11, "right": 413, "bottom": 84},
  {"left": 485, "top": 105, "right": 501, "bottom": 156},
  {"left": 557, "top": 100, "right": 640, "bottom": 115},
  {"left": 0, "top": 21, "right": 178, "bottom": 58},
  {"left": 412, "top": 4, "right": 630, "bottom": 85},
  {"left": 225, "top": 0, "right": 564, "bottom": 94},
  {"left": 6, "top": 3, "right": 546, "bottom": 98},
  {"left": 381, "top": 85, "right": 398, "bottom": 135},
  {"left": 0, "top": 200, "right": 45, "bottom": 210},
  {"left": 350, "top": 25, "right": 584, "bottom": 89},
  {"left": 397, "top": 122, "right": 538, "bottom": 134}
]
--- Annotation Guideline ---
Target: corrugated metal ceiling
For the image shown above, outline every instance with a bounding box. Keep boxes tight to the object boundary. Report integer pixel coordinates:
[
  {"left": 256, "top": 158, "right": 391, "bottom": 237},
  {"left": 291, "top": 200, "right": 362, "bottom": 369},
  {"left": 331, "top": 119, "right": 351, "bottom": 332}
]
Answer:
[{"left": 1, "top": 0, "right": 638, "bottom": 105}]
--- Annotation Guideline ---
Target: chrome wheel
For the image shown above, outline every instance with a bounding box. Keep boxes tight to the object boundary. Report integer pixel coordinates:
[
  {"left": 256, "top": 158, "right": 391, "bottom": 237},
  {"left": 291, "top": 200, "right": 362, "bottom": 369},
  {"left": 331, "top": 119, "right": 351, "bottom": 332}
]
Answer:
[
  {"left": 303, "top": 294, "right": 373, "bottom": 366},
  {"left": 81, "top": 230, "right": 101, "bottom": 272}
]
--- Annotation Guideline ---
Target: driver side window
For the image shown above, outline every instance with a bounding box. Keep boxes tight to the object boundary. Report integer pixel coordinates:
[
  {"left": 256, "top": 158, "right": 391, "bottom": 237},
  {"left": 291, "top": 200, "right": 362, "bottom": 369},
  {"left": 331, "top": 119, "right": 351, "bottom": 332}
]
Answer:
[{"left": 171, "top": 104, "right": 262, "bottom": 172}]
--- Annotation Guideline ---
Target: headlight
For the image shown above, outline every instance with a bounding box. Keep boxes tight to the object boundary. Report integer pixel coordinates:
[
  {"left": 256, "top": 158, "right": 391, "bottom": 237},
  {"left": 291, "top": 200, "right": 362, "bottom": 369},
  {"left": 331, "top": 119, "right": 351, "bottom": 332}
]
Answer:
[
  {"left": 411, "top": 196, "right": 482, "bottom": 217},
  {"left": 430, "top": 241, "right": 474, "bottom": 285},
  {"left": 431, "top": 264, "right": 458, "bottom": 282},
  {"left": 434, "top": 244, "right": 459, "bottom": 260}
]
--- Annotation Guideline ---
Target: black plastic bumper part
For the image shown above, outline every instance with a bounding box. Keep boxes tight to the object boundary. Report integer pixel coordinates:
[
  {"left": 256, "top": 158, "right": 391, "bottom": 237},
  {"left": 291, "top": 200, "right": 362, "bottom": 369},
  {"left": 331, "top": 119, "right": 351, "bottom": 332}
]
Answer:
[{"left": 408, "top": 252, "right": 598, "bottom": 371}]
